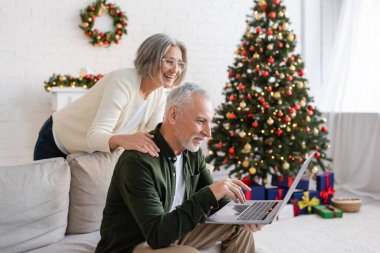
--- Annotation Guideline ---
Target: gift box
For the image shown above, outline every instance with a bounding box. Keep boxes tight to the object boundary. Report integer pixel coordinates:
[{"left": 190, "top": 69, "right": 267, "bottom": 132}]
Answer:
[
  {"left": 243, "top": 183, "right": 265, "bottom": 200},
  {"left": 316, "top": 172, "right": 334, "bottom": 191},
  {"left": 313, "top": 205, "right": 343, "bottom": 219},
  {"left": 296, "top": 191, "right": 320, "bottom": 214},
  {"left": 271, "top": 175, "right": 309, "bottom": 190},
  {"left": 265, "top": 186, "right": 288, "bottom": 200}
]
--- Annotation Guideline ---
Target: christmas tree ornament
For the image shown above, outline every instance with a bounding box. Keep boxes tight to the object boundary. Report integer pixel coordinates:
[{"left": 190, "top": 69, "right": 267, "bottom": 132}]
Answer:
[
  {"left": 239, "top": 101, "right": 247, "bottom": 108},
  {"left": 242, "top": 160, "right": 250, "bottom": 168},
  {"left": 282, "top": 161, "right": 290, "bottom": 170},
  {"left": 267, "top": 44, "right": 274, "bottom": 50},
  {"left": 249, "top": 167, "right": 257, "bottom": 175},
  {"left": 267, "top": 117, "right": 274, "bottom": 125},
  {"left": 297, "top": 81, "right": 304, "bottom": 89}
]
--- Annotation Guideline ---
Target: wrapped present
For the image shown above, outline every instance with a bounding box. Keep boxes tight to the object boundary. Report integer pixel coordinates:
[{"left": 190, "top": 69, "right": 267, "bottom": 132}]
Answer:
[
  {"left": 316, "top": 172, "right": 334, "bottom": 191},
  {"left": 313, "top": 205, "right": 343, "bottom": 219},
  {"left": 272, "top": 175, "right": 309, "bottom": 190},
  {"left": 292, "top": 199, "right": 300, "bottom": 216},
  {"left": 272, "top": 175, "right": 293, "bottom": 188},
  {"left": 319, "top": 187, "right": 335, "bottom": 204},
  {"left": 243, "top": 183, "right": 265, "bottom": 200},
  {"left": 297, "top": 191, "right": 320, "bottom": 214},
  {"left": 265, "top": 186, "right": 288, "bottom": 200}
]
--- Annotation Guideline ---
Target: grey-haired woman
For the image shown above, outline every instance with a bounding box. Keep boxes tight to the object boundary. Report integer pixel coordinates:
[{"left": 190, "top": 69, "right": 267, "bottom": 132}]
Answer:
[{"left": 34, "top": 33, "right": 187, "bottom": 160}]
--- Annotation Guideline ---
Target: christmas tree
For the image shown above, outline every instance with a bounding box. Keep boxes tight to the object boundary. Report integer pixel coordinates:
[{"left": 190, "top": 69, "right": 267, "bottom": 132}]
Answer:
[{"left": 206, "top": 0, "right": 332, "bottom": 183}]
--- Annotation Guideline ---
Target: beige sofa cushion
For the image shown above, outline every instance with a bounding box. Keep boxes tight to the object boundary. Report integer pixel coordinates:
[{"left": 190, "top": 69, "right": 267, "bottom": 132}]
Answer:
[
  {"left": 66, "top": 150, "right": 122, "bottom": 234},
  {"left": 0, "top": 158, "right": 70, "bottom": 253}
]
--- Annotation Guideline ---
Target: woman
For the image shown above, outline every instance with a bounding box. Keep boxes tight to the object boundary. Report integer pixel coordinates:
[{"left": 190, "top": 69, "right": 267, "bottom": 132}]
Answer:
[{"left": 34, "top": 33, "right": 187, "bottom": 160}]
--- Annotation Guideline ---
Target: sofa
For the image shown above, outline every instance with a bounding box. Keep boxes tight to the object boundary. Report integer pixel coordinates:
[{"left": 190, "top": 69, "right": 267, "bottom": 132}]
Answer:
[{"left": 0, "top": 151, "right": 219, "bottom": 253}]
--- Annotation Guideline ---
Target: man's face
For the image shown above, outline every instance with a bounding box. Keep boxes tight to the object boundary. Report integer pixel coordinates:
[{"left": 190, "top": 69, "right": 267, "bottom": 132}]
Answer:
[{"left": 174, "top": 93, "right": 213, "bottom": 152}]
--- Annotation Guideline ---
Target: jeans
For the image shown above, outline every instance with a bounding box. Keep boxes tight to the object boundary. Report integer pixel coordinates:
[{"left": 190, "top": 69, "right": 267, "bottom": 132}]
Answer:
[{"left": 33, "top": 116, "right": 67, "bottom": 161}]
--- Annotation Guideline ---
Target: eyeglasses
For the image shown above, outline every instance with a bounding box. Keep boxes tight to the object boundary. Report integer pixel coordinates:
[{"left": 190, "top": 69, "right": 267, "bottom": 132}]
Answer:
[{"left": 161, "top": 57, "right": 186, "bottom": 72}]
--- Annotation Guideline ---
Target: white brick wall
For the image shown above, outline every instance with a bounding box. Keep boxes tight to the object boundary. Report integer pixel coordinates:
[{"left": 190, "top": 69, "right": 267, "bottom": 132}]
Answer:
[{"left": 0, "top": 0, "right": 303, "bottom": 165}]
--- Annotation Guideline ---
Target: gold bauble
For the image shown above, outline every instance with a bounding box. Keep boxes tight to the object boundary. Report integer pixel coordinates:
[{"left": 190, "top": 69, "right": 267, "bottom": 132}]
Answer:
[
  {"left": 313, "top": 128, "right": 319, "bottom": 135},
  {"left": 290, "top": 135, "right": 295, "bottom": 140},
  {"left": 253, "top": 53, "right": 260, "bottom": 59},
  {"left": 287, "top": 33, "right": 295, "bottom": 41},
  {"left": 297, "top": 81, "right": 304, "bottom": 89},
  {"left": 81, "top": 22, "right": 89, "bottom": 28},
  {"left": 272, "top": 92, "right": 281, "bottom": 99},
  {"left": 115, "top": 35, "right": 120, "bottom": 40},
  {"left": 306, "top": 116, "right": 311, "bottom": 122},
  {"left": 277, "top": 33, "right": 283, "bottom": 40},
  {"left": 240, "top": 101, "right": 247, "bottom": 108},
  {"left": 258, "top": 0, "right": 267, "bottom": 6},
  {"left": 267, "top": 117, "right": 274, "bottom": 125},
  {"left": 244, "top": 143, "right": 252, "bottom": 151},
  {"left": 282, "top": 162, "right": 290, "bottom": 170},
  {"left": 278, "top": 11, "right": 284, "bottom": 17},
  {"left": 300, "top": 100, "right": 307, "bottom": 107},
  {"left": 311, "top": 166, "right": 318, "bottom": 174},
  {"left": 289, "top": 65, "right": 296, "bottom": 72},
  {"left": 58, "top": 75, "right": 66, "bottom": 81},
  {"left": 116, "top": 23, "right": 122, "bottom": 29},
  {"left": 242, "top": 160, "right": 250, "bottom": 168},
  {"left": 267, "top": 44, "right": 274, "bottom": 50},
  {"left": 249, "top": 167, "right": 257, "bottom": 175},
  {"left": 247, "top": 33, "right": 254, "bottom": 39},
  {"left": 278, "top": 100, "right": 283, "bottom": 105},
  {"left": 239, "top": 131, "right": 247, "bottom": 138}
]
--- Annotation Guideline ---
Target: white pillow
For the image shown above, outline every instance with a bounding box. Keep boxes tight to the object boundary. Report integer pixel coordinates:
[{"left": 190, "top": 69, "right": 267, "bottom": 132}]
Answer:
[{"left": 0, "top": 158, "right": 70, "bottom": 253}]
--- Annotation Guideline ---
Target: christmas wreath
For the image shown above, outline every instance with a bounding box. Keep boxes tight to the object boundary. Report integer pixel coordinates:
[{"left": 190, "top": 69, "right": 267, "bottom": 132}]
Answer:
[{"left": 79, "top": 0, "right": 128, "bottom": 47}]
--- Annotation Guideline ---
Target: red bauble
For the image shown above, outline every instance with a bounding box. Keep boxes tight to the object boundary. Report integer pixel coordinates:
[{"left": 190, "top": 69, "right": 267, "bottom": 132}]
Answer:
[
  {"left": 289, "top": 108, "right": 296, "bottom": 114},
  {"left": 287, "top": 90, "right": 293, "bottom": 96},
  {"left": 259, "top": 97, "right": 266, "bottom": 103},
  {"left": 247, "top": 113, "right": 254, "bottom": 118},
  {"left": 241, "top": 50, "right": 247, "bottom": 56},
  {"left": 264, "top": 103, "right": 269, "bottom": 109},
  {"left": 268, "top": 56, "right": 275, "bottom": 63},
  {"left": 252, "top": 121, "right": 259, "bottom": 127},
  {"left": 216, "top": 142, "right": 223, "bottom": 149},
  {"left": 287, "top": 75, "right": 293, "bottom": 81},
  {"left": 247, "top": 95, "right": 252, "bottom": 100},
  {"left": 249, "top": 45, "right": 254, "bottom": 51},
  {"left": 278, "top": 42, "right": 283, "bottom": 48},
  {"left": 297, "top": 69, "right": 304, "bottom": 76},
  {"left": 314, "top": 152, "right": 321, "bottom": 158},
  {"left": 278, "top": 111, "right": 283, "bottom": 117},
  {"left": 308, "top": 105, "right": 315, "bottom": 111},
  {"left": 273, "top": 0, "right": 280, "bottom": 5},
  {"left": 89, "top": 6, "right": 95, "bottom": 11},
  {"left": 116, "top": 30, "right": 122, "bottom": 35},
  {"left": 108, "top": 4, "right": 114, "bottom": 9},
  {"left": 256, "top": 27, "right": 262, "bottom": 33},
  {"left": 321, "top": 126, "right": 328, "bottom": 133},
  {"left": 297, "top": 157, "right": 303, "bottom": 164},
  {"left": 308, "top": 110, "right": 314, "bottom": 116},
  {"left": 284, "top": 116, "right": 291, "bottom": 123},
  {"left": 228, "top": 147, "right": 235, "bottom": 154},
  {"left": 266, "top": 86, "right": 272, "bottom": 92},
  {"left": 242, "top": 41, "right": 248, "bottom": 47},
  {"left": 266, "top": 29, "right": 273, "bottom": 35},
  {"left": 229, "top": 95, "right": 235, "bottom": 102},
  {"left": 238, "top": 83, "right": 245, "bottom": 90},
  {"left": 294, "top": 104, "right": 301, "bottom": 110},
  {"left": 229, "top": 113, "right": 236, "bottom": 119},
  {"left": 230, "top": 132, "right": 235, "bottom": 137},
  {"left": 228, "top": 71, "right": 234, "bottom": 77},
  {"left": 290, "top": 55, "right": 295, "bottom": 61},
  {"left": 235, "top": 74, "right": 241, "bottom": 79},
  {"left": 268, "top": 11, "right": 276, "bottom": 19},
  {"left": 262, "top": 71, "right": 269, "bottom": 77},
  {"left": 276, "top": 129, "right": 283, "bottom": 136},
  {"left": 255, "top": 66, "right": 260, "bottom": 72}
]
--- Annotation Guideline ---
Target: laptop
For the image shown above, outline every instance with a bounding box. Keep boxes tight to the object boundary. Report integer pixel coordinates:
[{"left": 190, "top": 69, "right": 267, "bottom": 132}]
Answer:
[{"left": 205, "top": 152, "right": 315, "bottom": 225}]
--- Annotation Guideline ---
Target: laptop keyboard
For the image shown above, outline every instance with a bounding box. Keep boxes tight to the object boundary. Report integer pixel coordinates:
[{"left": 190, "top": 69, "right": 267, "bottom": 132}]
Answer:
[{"left": 236, "top": 201, "right": 278, "bottom": 221}]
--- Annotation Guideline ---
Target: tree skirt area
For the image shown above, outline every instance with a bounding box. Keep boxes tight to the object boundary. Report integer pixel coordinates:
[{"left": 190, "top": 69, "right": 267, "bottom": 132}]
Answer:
[{"left": 254, "top": 191, "right": 380, "bottom": 253}]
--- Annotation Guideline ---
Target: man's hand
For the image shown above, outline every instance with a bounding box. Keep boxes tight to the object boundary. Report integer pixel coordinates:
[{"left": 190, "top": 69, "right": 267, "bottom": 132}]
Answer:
[
  {"left": 109, "top": 132, "right": 160, "bottom": 157},
  {"left": 241, "top": 224, "right": 264, "bottom": 233},
  {"left": 209, "top": 178, "right": 251, "bottom": 203}
]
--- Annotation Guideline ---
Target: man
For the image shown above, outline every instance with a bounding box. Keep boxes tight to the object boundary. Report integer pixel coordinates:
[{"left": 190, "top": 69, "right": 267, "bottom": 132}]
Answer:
[{"left": 96, "top": 83, "right": 262, "bottom": 253}]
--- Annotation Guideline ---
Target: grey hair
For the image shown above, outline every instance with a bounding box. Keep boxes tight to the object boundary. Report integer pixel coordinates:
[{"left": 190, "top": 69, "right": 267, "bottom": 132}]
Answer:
[
  {"left": 164, "top": 82, "right": 210, "bottom": 116},
  {"left": 134, "top": 33, "right": 187, "bottom": 87}
]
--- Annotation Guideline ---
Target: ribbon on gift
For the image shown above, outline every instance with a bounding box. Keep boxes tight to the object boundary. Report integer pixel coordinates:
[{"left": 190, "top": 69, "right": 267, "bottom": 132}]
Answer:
[
  {"left": 320, "top": 187, "right": 335, "bottom": 204},
  {"left": 275, "top": 188, "right": 284, "bottom": 200},
  {"left": 324, "top": 205, "right": 338, "bottom": 218},
  {"left": 325, "top": 173, "right": 331, "bottom": 189},
  {"left": 297, "top": 192, "right": 320, "bottom": 213},
  {"left": 277, "top": 175, "right": 294, "bottom": 187}
]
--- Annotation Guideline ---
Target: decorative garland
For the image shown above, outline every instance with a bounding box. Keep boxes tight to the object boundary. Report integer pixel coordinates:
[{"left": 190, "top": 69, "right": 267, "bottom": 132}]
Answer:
[
  {"left": 79, "top": 0, "right": 128, "bottom": 47},
  {"left": 44, "top": 73, "right": 103, "bottom": 92}
]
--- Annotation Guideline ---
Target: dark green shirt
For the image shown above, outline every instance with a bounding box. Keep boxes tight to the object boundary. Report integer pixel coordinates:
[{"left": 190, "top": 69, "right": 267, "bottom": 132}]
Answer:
[{"left": 95, "top": 123, "right": 229, "bottom": 253}]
